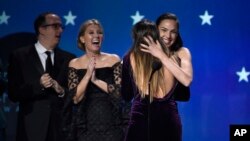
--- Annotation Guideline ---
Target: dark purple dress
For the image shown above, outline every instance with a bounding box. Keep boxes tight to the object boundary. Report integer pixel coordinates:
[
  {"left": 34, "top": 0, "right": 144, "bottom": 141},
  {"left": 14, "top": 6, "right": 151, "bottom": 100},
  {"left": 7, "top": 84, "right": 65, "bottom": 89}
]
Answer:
[{"left": 121, "top": 55, "right": 182, "bottom": 141}]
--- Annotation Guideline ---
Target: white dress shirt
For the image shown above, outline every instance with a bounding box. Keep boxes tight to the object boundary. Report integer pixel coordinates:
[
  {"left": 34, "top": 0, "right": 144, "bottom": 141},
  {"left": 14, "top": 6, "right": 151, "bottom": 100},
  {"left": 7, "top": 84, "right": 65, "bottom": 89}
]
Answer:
[{"left": 35, "top": 41, "right": 55, "bottom": 71}]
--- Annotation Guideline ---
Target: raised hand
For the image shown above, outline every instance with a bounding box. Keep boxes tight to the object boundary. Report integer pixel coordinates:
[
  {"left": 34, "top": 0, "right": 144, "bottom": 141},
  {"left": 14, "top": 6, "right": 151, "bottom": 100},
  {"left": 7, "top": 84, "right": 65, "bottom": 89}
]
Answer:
[
  {"left": 140, "top": 35, "right": 164, "bottom": 59},
  {"left": 86, "top": 56, "right": 96, "bottom": 79},
  {"left": 91, "top": 70, "right": 97, "bottom": 83}
]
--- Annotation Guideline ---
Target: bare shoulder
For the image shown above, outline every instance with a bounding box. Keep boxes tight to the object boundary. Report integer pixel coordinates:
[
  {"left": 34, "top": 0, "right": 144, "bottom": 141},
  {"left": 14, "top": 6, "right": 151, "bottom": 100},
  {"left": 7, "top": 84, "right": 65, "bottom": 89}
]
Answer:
[
  {"left": 101, "top": 52, "right": 121, "bottom": 65},
  {"left": 68, "top": 58, "right": 78, "bottom": 67},
  {"left": 177, "top": 47, "right": 192, "bottom": 59},
  {"left": 68, "top": 55, "right": 85, "bottom": 68}
]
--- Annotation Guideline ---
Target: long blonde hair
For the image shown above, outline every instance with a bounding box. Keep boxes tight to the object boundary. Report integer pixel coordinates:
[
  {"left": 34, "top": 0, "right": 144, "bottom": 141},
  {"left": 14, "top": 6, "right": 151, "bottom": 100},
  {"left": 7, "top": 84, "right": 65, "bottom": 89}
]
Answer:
[{"left": 129, "top": 19, "right": 170, "bottom": 102}]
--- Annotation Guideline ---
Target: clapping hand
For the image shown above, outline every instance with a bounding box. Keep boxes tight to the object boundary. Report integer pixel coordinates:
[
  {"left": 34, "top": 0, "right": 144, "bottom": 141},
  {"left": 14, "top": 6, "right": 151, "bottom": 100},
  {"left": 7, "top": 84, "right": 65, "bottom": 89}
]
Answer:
[{"left": 86, "top": 56, "right": 96, "bottom": 79}]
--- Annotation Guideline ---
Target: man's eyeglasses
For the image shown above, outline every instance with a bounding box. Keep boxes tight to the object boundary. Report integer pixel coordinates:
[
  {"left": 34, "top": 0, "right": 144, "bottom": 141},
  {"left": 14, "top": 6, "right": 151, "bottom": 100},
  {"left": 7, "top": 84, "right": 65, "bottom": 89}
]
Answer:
[{"left": 42, "top": 23, "right": 65, "bottom": 30}]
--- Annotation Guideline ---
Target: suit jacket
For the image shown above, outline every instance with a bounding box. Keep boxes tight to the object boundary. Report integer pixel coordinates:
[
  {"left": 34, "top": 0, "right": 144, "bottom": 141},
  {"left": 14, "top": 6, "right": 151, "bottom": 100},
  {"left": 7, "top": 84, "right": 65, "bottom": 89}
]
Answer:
[{"left": 7, "top": 45, "right": 76, "bottom": 141}]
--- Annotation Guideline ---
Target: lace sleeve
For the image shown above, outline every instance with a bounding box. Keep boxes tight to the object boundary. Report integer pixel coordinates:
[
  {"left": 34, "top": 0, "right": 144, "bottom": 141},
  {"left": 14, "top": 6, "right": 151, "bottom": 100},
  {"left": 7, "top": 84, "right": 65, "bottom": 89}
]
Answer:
[
  {"left": 108, "top": 61, "right": 122, "bottom": 99},
  {"left": 68, "top": 67, "right": 79, "bottom": 91},
  {"left": 62, "top": 67, "right": 80, "bottom": 141}
]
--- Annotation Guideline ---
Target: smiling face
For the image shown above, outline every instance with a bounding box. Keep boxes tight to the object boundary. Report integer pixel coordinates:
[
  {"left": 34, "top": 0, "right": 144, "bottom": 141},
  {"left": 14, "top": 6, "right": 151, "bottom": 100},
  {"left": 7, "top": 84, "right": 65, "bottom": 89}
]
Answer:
[
  {"left": 77, "top": 19, "right": 104, "bottom": 53},
  {"left": 158, "top": 19, "right": 178, "bottom": 48},
  {"left": 79, "top": 24, "right": 103, "bottom": 54}
]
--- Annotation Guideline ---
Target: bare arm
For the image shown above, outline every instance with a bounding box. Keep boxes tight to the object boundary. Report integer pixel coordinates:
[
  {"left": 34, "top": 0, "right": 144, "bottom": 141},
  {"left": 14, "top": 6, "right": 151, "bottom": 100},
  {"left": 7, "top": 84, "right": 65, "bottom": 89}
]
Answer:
[
  {"left": 161, "top": 47, "right": 193, "bottom": 86},
  {"left": 91, "top": 70, "right": 108, "bottom": 93},
  {"left": 140, "top": 36, "right": 193, "bottom": 86},
  {"left": 69, "top": 57, "right": 95, "bottom": 104}
]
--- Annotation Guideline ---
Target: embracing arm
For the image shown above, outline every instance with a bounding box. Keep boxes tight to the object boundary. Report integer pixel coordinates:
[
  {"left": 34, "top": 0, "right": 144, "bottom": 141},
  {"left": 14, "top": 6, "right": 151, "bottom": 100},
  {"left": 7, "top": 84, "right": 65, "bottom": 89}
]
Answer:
[
  {"left": 161, "top": 47, "right": 193, "bottom": 86},
  {"left": 141, "top": 37, "right": 193, "bottom": 87}
]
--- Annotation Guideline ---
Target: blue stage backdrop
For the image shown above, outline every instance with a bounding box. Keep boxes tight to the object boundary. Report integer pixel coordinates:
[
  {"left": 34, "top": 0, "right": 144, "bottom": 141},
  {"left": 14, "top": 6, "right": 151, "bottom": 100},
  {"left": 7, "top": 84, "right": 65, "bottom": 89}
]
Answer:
[{"left": 1, "top": 0, "right": 250, "bottom": 141}]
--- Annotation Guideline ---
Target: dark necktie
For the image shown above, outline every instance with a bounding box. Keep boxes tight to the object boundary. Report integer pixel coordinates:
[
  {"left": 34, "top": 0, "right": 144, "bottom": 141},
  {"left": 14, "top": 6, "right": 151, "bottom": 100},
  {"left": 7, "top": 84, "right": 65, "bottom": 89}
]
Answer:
[{"left": 45, "top": 51, "right": 53, "bottom": 74}]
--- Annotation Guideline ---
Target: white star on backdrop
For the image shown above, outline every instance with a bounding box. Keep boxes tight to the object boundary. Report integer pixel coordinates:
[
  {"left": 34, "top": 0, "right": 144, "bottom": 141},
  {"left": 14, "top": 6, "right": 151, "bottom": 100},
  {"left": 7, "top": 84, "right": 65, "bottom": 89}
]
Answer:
[
  {"left": 236, "top": 67, "right": 250, "bottom": 82},
  {"left": 199, "top": 10, "right": 214, "bottom": 25},
  {"left": 131, "top": 11, "right": 144, "bottom": 25},
  {"left": 0, "top": 11, "right": 10, "bottom": 25},
  {"left": 63, "top": 11, "right": 77, "bottom": 26}
]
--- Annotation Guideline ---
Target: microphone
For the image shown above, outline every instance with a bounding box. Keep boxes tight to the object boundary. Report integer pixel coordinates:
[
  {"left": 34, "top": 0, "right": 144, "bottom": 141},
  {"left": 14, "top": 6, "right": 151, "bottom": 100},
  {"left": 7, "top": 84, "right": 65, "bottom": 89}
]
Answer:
[{"left": 149, "top": 61, "right": 162, "bottom": 82}]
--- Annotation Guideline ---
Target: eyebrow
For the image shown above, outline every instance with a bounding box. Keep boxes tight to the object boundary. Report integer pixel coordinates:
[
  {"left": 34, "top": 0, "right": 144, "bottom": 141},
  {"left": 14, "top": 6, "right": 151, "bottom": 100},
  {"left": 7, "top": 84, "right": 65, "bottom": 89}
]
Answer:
[{"left": 160, "top": 26, "right": 177, "bottom": 31}]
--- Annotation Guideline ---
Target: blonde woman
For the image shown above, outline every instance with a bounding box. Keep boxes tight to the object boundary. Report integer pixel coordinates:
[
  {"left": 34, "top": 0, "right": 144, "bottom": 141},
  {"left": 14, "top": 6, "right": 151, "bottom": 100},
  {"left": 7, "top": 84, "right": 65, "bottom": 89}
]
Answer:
[{"left": 63, "top": 19, "right": 123, "bottom": 141}]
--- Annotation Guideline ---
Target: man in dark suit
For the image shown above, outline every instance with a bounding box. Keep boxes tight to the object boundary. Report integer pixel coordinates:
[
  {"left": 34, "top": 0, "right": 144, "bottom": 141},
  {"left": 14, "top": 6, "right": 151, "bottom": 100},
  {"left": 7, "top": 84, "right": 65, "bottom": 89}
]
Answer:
[{"left": 7, "top": 12, "right": 76, "bottom": 141}]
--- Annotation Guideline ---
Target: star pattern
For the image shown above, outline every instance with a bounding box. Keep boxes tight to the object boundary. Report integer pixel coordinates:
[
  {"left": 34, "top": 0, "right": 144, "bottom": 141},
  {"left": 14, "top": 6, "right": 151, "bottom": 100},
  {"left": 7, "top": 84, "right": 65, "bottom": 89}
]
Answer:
[
  {"left": 131, "top": 11, "right": 144, "bottom": 25},
  {"left": 0, "top": 11, "right": 10, "bottom": 25},
  {"left": 63, "top": 11, "right": 77, "bottom": 26},
  {"left": 236, "top": 67, "right": 250, "bottom": 82},
  {"left": 199, "top": 10, "right": 214, "bottom": 25}
]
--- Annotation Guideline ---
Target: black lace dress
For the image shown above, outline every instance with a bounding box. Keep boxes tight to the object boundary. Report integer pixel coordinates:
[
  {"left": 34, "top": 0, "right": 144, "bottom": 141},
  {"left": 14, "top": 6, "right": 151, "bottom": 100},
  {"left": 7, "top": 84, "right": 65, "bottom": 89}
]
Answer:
[{"left": 62, "top": 62, "right": 124, "bottom": 141}]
